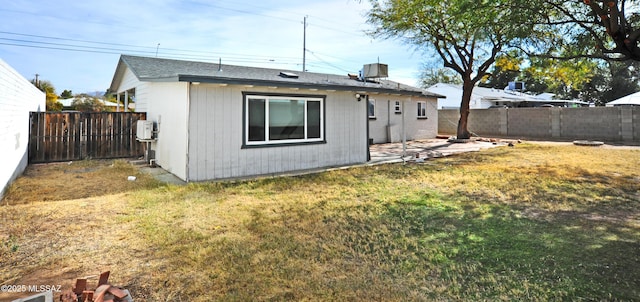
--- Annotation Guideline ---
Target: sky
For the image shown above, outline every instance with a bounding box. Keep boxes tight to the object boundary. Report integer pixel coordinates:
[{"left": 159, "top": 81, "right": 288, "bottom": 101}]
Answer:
[{"left": 0, "top": 0, "right": 431, "bottom": 95}]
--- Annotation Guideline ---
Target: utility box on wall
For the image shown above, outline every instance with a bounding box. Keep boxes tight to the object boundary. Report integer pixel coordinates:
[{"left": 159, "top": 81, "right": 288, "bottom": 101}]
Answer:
[{"left": 136, "top": 120, "right": 154, "bottom": 140}]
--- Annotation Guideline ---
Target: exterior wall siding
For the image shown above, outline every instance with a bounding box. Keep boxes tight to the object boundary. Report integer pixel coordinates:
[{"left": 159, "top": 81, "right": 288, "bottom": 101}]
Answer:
[
  {"left": 438, "top": 107, "right": 640, "bottom": 141},
  {"left": 0, "top": 59, "right": 45, "bottom": 199},
  {"left": 368, "top": 97, "right": 438, "bottom": 144},
  {"left": 187, "top": 84, "right": 367, "bottom": 181},
  {"left": 145, "top": 82, "right": 189, "bottom": 180},
  {"left": 119, "top": 69, "right": 148, "bottom": 112}
]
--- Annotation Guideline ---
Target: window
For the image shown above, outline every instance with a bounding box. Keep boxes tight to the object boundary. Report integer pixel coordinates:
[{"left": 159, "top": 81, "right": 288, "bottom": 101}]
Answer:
[
  {"left": 368, "top": 98, "right": 376, "bottom": 119},
  {"left": 417, "top": 101, "right": 428, "bottom": 118},
  {"left": 394, "top": 101, "right": 402, "bottom": 114},
  {"left": 245, "top": 94, "right": 324, "bottom": 146}
]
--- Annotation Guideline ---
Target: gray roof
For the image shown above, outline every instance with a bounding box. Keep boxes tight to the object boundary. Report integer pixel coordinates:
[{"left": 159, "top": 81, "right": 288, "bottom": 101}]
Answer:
[{"left": 110, "top": 55, "right": 442, "bottom": 98}]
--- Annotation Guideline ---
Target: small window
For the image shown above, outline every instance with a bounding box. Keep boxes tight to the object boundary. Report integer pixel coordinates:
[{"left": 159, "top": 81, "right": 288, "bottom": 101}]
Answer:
[
  {"left": 394, "top": 101, "right": 401, "bottom": 114},
  {"left": 417, "top": 101, "right": 428, "bottom": 118},
  {"left": 368, "top": 98, "right": 376, "bottom": 119}
]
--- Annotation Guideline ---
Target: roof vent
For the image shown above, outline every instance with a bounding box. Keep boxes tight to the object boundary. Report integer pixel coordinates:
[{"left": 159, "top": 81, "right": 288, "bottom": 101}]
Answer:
[{"left": 279, "top": 71, "right": 299, "bottom": 78}]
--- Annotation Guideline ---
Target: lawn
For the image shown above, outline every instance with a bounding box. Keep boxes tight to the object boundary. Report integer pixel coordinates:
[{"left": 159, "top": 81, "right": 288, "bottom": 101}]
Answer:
[{"left": 1, "top": 143, "right": 639, "bottom": 301}]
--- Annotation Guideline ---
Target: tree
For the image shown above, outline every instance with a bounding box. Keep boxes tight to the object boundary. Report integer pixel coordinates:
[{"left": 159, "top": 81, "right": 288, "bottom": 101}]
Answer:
[
  {"left": 480, "top": 54, "right": 639, "bottom": 105},
  {"left": 598, "top": 60, "right": 640, "bottom": 103},
  {"left": 419, "top": 67, "right": 463, "bottom": 88},
  {"left": 367, "top": 0, "right": 541, "bottom": 139},
  {"left": 478, "top": 53, "right": 523, "bottom": 90},
  {"left": 60, "top": 89, "right": 73, "bottom": 99},
  {"left": 521, "top": 0, "right": 640, "bottom": 61},
  {"left": 581, "top": 0, "right": 640, "bottom": 60},
  {"left": 31, "top": 78, "right": 62, "bottom": 111},
  {"left": 71, "top": 94, "right": 108, "bottom": 112}
]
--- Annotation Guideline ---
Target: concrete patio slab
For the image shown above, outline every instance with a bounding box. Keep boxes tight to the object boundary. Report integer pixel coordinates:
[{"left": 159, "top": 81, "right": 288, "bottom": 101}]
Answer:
[
  {"left": 369, "top": 138, "right": 507, "bottom": 164},
  {"left": 139, "top": 166, "right": 187, "bottom": 185}
]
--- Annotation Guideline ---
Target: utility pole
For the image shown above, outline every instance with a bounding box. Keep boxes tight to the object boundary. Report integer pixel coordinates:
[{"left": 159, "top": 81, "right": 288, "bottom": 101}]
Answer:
[
  {"left": 302, "top": 16, "right": 307, "bottom": 72},
  {"left": 156, "top": 43, "right": 160, "bottom": 57},
  {"left": 34, "top": 73, "right": 40, "bottom": 88}
]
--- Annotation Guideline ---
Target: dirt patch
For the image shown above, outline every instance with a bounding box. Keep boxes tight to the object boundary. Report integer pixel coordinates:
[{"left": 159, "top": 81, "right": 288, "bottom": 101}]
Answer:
[
  {"left": 2, "top": 159, "right": 159, "bottom": 205},
  {"left": 0, "top": 160, "right": 162, "bottom": 301}
]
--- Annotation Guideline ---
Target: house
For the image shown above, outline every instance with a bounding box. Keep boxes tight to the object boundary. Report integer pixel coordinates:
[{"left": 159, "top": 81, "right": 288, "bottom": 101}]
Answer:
[
  {"left": 427, "top": 82, "right": 586, "bottom": 109},
  {"left": 607, "top": 91, "right": 640, "bottom": 106},
  {"left": 109, "top": 55, "right": 441, "bottom": 182},
  {"left": 0, "top": 58, "right": 45, "bottom": 199},
  {"left": 59, "top": 96, "right": 131, "bottom": 111}
]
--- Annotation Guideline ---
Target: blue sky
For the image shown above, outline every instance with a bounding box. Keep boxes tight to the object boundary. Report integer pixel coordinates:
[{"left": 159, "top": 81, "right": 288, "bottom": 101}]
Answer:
[{"left": 0, "top": 0, "right": 429, "bottom": 95}]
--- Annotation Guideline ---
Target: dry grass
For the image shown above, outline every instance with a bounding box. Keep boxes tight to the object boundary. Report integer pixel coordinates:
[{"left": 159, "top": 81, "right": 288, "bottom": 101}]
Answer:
[
  {"left": 2, "top": 160, "right": 160, "bottom": 204},
  {"left": 1, "top": 143, "right": 639, "bottom": 301}
]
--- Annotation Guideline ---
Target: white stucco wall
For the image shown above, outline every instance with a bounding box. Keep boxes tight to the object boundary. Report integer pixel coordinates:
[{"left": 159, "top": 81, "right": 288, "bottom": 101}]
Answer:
[
  {"left": 0, "top": 59, "right": 45, "bottom": 200},
  {"left": 112, "top": 66, "right": 189, "bottom": 180},
  {"left": 187, "top": 84, "right": 368, "bottom": 181},
  {"left": 143, "top": 82, "right": 189, "bottom": 180},
  {"left": 368, "top": 96, "right": 438, "bottom": 144}
]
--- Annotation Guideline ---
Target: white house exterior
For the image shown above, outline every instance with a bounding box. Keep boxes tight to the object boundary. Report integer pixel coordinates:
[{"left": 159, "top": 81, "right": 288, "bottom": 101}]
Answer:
[
  {"left": 607, "top": 91, "right": 640, "bottom": 106},
  {"left": 426, "top": 83, "right": 584, "bottom": 109},
  {"left": 0, "top": 58, "right": 45, "bottom": 199},
  {"left": 367, "top": 96, "right": 438, "bottom": 144},
  {"left": 109, "top": 55, "right": 441, "bottom": 182}
]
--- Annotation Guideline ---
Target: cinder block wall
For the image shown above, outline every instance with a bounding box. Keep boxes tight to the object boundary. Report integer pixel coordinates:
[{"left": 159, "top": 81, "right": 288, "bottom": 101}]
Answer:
[
  {"left": 439, "top": 107, "right": 639, "bottom": 142},
  {"left": 633, "top": 107, "right": 640, "bottom": 141},
  {"left": 507, "top": 108, "right": 552, "bottom": 137},
  {"left": 438, "top": 109, "right": 460, "bottom": 134},
  {"left": 468, "top": 108, "right": 505, "bottom": 136},
  {"left": 559, "top": 107, "right": 622, "bottom": 139}
]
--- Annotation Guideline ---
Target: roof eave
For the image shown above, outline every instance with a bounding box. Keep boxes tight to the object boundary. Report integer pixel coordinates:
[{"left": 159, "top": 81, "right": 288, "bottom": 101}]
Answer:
[{"left": 178, "top": 75, "right": 432, "bottom": 97}]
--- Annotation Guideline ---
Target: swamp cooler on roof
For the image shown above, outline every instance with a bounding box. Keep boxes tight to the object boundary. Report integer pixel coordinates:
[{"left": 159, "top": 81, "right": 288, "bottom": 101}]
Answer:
[{"left": 363, "top": 63, "right": 389, "bottom": 79}]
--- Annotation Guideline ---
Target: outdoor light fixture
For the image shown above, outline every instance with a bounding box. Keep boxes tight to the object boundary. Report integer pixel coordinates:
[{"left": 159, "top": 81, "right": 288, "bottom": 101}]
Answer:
[{"left": 355, "top": 93, "right": 361, "bottom": 101}]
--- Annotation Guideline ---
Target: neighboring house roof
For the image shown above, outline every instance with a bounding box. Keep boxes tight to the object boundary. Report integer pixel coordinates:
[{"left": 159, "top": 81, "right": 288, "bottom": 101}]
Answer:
[
  {"left": 110, "top": 55, "right": 443, "bottom": 98},
  {"left": 607, "top": 91, "right": 640, "bottom": 106},
  {"left": 429, "top": 83, "right": 553, "bottom": 101},
  {"left": 427, "top": 82, "right": 576, "bottom": 108},
  {"left": 58, "top": 97, "right": 124, "bottom": 108},
  {"left": 58, "top": 97, "right": 75, "bottom": 107}
]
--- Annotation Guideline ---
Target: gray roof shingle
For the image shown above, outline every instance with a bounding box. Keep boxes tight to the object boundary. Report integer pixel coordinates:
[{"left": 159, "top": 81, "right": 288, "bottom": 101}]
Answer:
[{"left": 111, "top": 55, "right": 442, "bottom": 98}]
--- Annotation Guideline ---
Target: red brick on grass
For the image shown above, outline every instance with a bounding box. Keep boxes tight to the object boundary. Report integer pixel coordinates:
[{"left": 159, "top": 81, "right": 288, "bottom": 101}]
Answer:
[{"left": 98, "top": 271, "right": 110, "bottom": 286}]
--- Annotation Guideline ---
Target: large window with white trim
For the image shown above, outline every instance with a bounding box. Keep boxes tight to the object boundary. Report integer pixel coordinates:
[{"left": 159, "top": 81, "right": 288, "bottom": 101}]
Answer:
[{"left": 245, "top": 94, "right": 324, "bottom": 146}]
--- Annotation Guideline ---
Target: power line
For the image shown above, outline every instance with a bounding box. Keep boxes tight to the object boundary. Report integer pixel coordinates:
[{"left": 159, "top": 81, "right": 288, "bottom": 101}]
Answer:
[
  {"left": 0, "top": 31, "right": 303, "bottom": 62},
  {"left": 306, "top": 50, "right": 353, "bottom": 73},
  {"left": 202, "top": 0, "right": 367, "bottom": 37},
  {"left": 0, "top": 29, "right": 365, "bottom": 72}
]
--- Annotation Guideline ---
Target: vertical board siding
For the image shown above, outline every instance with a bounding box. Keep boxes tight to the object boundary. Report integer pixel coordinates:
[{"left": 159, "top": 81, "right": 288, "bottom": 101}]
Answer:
[
  {"left": 188, "top": 85, "right": 367, "bottom": 181},
  {"left": 29, "top": 112, "right": 146, "bottom": 163}
]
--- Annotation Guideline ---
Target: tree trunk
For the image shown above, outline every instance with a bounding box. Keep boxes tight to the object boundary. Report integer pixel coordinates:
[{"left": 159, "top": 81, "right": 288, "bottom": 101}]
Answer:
[{"left": 456, "top": 79, "right": 474, "bottom": 139}]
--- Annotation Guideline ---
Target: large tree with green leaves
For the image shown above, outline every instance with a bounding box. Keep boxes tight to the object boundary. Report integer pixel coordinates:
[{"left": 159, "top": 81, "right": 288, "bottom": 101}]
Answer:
[
  {"left": 367, "top": 0, "right": 543, "bottom": 139},
  {"left": 520, "top": 0, "right": 640, "bottom": 61}
]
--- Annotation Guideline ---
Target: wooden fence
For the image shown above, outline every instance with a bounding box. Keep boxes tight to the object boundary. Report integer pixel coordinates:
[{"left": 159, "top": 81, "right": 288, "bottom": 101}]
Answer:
[{"left": 29, "top": 112, "right": 147, "bottom": 163}]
